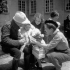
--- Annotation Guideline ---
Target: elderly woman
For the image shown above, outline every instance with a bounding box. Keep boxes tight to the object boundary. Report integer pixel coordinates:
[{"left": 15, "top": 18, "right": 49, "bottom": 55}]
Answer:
[
  {"left": 30, "top": 20, "right": 70, "bottom": 70},
  {"left": 1, "top": 11, "right": 31, "bottom": 70}
]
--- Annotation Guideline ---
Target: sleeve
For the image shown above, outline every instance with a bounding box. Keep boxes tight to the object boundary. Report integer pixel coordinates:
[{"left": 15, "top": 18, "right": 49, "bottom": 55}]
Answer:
[
  {"left": 1, "top": 23, "right": 21, "bottom": 47},
  {"left": 46, "top": 33, "right": 62, "bottom": 50},
  {"left": 64, "top": 20, "right": 67, "bottom": 31},
  {"left": 40, "top": 22, "right": 44, "bottom": 34}
]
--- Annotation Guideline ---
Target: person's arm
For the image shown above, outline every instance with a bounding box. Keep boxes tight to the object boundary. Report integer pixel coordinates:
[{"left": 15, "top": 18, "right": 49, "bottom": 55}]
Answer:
[
  {"left": 44, "top": 33, "right": 62, "bottom": 50},
  {"left": 1, "top": 23, "right": 22, "bottom": 47},
  {"left": 40, "top": 22, "right": 44, "bottom": 34},
  {"left": 31, "top": 32, "right": 62, "bottom": 51}
]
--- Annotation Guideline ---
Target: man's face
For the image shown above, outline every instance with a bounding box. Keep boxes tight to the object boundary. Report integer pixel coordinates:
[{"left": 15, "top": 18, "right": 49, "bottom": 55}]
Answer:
[
  {"left": 44, "top": 24, "right": 52, "bottom": 36},
  {"left": 22, "top": 24, "right": 31, "bottom": 31}
]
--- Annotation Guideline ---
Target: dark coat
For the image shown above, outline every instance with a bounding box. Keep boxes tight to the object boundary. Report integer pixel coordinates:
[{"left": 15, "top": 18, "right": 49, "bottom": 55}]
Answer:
[
  {"left": 1, "top": 20, "right": 21, "bottom": 52},
  {"left": 64, "top": 18, "right": 70, "bottom": 39}
]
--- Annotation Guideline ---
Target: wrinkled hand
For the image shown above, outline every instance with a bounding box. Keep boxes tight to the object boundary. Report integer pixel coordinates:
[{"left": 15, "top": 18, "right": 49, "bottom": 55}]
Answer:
[
  {"left": 29, "top": 36, "right": 36, "bottom": 44},
  {"left": 19, "top": 38, "right": 27, "bottom": 45}
]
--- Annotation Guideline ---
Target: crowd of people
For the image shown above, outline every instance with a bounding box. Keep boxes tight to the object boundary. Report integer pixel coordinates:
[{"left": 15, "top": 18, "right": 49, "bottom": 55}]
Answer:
[{"left": 0, "top": 10, "right": 70, "bottom": 70}]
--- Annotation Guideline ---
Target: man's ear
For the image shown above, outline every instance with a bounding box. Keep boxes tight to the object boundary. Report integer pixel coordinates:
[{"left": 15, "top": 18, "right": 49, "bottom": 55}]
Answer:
[{"left": 51, "top": 28, "right": 54, "bottom": 32}]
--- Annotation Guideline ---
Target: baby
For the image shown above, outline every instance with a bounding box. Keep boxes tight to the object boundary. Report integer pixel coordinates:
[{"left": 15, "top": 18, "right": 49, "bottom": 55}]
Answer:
[
  {"left": 31, "top": 28, "right": 46, "bottom": 68},
  {"left": 29, "top": 28, "right": 46, "bottom": 59},
  {"left": 18, "top": 25, "right": 46, "bottom": 54}
]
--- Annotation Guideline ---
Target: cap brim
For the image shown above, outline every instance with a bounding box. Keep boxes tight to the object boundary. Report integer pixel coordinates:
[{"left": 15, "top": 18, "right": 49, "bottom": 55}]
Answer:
[{"left": 22, "top": 18, "right": 30, "bottom": 24}]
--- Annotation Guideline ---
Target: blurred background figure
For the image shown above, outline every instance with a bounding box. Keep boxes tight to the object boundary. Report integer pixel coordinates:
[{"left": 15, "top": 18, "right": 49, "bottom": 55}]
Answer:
[
  {"left": 64, "top": 14, "right": 70, "bottom": 46},
  {"left": 49, "top": 10, "right": 61, "bottom": 29}
]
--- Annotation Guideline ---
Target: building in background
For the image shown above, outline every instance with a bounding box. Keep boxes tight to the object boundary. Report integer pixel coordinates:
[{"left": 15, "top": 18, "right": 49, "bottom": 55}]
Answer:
[{"left": 0, "top": 0, "right": 70, "bottom": 27}]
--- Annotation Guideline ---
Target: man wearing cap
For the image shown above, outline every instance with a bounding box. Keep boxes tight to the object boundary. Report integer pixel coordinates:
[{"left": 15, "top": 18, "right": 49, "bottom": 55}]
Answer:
[
  {"left": 1, "top": 11, "right": 32, "bottom": 70},
  {"left": 30, "top": 20, "right": 70, "bottom": 70}
]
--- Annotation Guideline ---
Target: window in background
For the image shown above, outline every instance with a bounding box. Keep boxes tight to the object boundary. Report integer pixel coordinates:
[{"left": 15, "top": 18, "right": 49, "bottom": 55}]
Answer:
[
  {"left": 0, "top": 0, "right": 8, "bottom": 14},
  {"left": 45, "top": 0, "right": 53, "bottom": 13},
  {"left": 29, "top": 0, "right": 36, "bottom": 15},
  {"left": 18, "top": 0, "right": 27, "bottom": 13},
  {"left": 65, "top": 0, "right": 70, "bottom": 11},
  {"left": 0, "top": 0, "right": 2, "bottom": 14}
]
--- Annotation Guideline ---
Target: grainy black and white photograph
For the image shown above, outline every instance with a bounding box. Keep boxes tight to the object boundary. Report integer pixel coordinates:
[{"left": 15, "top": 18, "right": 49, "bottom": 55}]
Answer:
[{"left": 0, "top": 0, "right": 70, "bottom": 70}]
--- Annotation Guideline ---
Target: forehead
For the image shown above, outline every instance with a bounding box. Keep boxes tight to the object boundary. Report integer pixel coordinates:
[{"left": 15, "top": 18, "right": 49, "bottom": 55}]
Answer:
[
  {"left": 15, "top": 20, "right": 30, "bottom": 25},
  {"left": 21, "top": 24, "right": 31, "bottom": 28},
  {"left": 22, "top": 24, "right": 30, "bottom": 26},
  {"left": 36, "top": 17, "right": 41, "bottom": 20}
]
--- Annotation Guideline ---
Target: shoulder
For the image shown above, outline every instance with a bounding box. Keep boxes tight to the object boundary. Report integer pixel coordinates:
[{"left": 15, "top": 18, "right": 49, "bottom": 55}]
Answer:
[
  {"left": 56, "top": 31, "right": 65, "bottom": 39},
  {"left": 56, "top": 31, "right": 68, "bottom": 43},
  {"left": 1, "top": 21, "right": 11, "bottom": 30},
  {"left": 53, "top": 30, "right": 63, "bottom": 39}
]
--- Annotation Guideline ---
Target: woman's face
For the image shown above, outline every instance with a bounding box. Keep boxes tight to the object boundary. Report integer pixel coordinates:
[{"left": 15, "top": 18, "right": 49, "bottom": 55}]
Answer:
[{"left": 35, "top": 17, "right": 41, "bottom": 25}]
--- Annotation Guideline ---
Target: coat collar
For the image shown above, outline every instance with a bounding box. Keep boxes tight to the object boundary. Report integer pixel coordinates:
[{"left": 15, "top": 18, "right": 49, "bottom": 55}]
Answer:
[
  {"left": 53, "top": 28, "right": 59, "bottom": 35},
  {"left": 11, "top": 19, "right": 20, "bottom": 29}
]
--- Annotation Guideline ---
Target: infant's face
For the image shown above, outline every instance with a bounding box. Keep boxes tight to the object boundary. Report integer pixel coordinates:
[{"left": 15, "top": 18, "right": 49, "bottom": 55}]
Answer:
[{"left": 22, "top": 24, "right": 31, "bottom": 31}]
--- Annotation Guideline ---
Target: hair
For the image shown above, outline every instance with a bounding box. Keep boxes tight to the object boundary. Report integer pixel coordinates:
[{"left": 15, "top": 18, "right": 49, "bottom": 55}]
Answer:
[
  {"left": 66, "top": 14, "right": 70, "bottom": 20},
  {"left": 50, "top": 10, "right": 59, "bottom": 18},
  {"left": 33, "top": 13, "right": 44, "bottom": 23},
  {"left": 45, "top": 20, "right": 58, "bottom": 30}
]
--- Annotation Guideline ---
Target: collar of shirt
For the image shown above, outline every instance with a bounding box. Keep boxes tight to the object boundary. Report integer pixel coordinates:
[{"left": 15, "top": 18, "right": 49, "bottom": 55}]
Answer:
[{"left": 53, "top": 28, "right": 59, "bottom": 35}]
